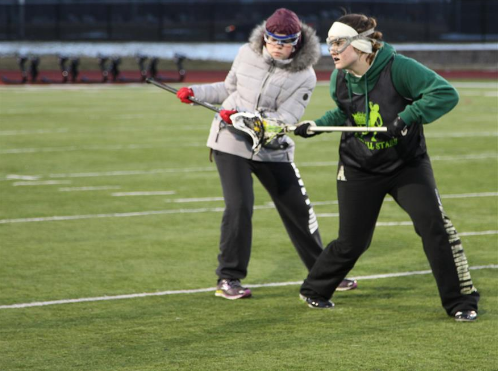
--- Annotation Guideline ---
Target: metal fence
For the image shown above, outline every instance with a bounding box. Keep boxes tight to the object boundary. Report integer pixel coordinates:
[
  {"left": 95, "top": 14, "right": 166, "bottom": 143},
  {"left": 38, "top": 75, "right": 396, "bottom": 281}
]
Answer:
[{"left": 1, "top": 0, "right": 496, "bottom": 43}]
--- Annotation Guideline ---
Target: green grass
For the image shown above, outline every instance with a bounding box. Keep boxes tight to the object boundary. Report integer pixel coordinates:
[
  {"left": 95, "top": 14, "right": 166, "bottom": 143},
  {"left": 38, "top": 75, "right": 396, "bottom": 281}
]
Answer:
[{"left": 0, "top": 81, "right": 497, "bottom": 370}]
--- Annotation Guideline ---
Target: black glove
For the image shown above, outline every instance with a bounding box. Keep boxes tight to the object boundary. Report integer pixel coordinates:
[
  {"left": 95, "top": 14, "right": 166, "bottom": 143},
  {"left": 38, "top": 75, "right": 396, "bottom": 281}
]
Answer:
[
  {"left": 386, "top": 117, "right": 409, "bottom": 138},
  {"left": 294, "top": 121, "right": 321, "bottom": 138}
]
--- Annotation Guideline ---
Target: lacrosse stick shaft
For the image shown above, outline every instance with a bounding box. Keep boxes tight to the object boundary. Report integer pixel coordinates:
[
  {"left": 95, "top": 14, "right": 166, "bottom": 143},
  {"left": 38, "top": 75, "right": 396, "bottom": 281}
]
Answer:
[
  {"left": 146, "top": 78, "right": 221, "bottom": 113},
  {"left": 287, "top": 125, "right": 387, "bottom": 132}
]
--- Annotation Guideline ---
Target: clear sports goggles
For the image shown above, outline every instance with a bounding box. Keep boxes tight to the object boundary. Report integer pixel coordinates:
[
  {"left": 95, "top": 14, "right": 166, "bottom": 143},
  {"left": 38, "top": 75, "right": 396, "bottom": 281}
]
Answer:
[
  {"left": 326, "top": 28, "right": 375, "bottom": 54},
  {"left": 264, "top": 30, "right": 301, "bottom": 46}
]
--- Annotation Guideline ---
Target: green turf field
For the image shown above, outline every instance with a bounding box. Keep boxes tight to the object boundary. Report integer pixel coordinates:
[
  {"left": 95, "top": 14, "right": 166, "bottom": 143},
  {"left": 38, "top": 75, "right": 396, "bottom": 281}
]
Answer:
[{"left": 0, "top": 81, "right": 497, "bottom": 370}]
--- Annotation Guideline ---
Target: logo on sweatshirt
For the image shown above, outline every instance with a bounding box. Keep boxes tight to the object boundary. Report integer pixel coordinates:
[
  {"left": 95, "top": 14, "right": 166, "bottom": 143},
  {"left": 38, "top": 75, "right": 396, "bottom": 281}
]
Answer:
[{"left": 352, "top": 101, "right": 398, "bottom": 150}]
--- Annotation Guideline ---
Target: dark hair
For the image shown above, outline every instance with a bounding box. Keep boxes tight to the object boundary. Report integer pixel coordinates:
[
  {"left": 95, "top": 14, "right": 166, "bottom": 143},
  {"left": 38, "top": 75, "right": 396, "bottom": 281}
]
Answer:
[{"left": 337, "top": 14, "right": 383, "bottom": 64}]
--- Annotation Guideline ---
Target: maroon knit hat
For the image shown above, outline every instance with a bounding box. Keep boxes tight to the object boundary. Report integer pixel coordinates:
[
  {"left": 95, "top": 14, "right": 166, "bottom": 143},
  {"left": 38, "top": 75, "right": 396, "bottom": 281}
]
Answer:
[{"left": 265, "top": 8, "right": 301, "bottom": 36}]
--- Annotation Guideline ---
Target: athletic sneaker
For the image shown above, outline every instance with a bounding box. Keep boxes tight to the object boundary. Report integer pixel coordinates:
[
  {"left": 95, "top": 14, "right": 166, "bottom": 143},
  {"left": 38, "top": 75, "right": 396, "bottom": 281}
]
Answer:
[
  {"left": 454, "top": 310, "right": 477, "bottom": 322},
  {"left": 299, "top": 294, "right": 334, "bottom": 309},
  {"left": 215, "top": 279, "right": 252, "bottom": 300},
  {"left": 336, "top": 278, "right": 358, "bottom": 292}
]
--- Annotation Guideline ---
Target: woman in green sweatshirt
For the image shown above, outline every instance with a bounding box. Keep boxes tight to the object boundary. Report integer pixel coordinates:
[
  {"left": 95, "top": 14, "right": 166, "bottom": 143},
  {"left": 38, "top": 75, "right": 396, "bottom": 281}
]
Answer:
[{"left": 294, "top": 13, "right": 480, "bottom": 321}]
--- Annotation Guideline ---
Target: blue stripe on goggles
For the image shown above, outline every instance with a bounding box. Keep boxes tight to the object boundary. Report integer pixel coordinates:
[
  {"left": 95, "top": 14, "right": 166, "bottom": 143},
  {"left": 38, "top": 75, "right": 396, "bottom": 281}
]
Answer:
[{"left": 264, "top": 30, "right": 301, "bottom": 46}]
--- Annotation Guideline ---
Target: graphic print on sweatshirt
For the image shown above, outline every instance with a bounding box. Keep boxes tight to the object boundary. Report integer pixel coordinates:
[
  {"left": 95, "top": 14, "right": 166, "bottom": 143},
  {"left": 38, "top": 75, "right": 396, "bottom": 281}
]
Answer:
[{"left": 351, "top": 100, "right": 398, "bottom": 150}]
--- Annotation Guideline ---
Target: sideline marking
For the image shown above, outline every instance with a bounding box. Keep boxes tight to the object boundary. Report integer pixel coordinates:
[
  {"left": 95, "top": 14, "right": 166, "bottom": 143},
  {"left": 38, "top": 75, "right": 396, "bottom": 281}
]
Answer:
[
  {"left": 1, "top": 265, "right": 495, "bottom": 310},
  {"left": 0, "top": 192, "right": 496, "bottom": 224}
]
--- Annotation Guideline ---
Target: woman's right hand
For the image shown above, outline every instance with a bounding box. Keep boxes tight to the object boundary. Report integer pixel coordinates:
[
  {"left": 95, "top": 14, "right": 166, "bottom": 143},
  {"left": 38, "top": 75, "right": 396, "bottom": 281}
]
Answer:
[{"left": 219, "top": 109, "right": 238, "bottom": 124}]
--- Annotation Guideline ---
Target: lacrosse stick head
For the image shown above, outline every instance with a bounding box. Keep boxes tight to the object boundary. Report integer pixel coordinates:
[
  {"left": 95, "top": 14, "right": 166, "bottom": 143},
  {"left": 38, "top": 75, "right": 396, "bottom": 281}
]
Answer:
[
  {"left": 230, "top": 112, "right": 289, "bottom": 154},
  {"left": 230, "top": 112, "right": 266, "bottom": 153}
]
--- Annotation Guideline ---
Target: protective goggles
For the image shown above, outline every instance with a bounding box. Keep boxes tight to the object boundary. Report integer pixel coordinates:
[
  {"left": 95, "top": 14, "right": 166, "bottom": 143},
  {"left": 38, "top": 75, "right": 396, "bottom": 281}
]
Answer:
[
  {"left": 264, "top": 30, "right": 301, "bottom": 46},
  {"left": 326, "top": 28, "right": 375, "bottom": 54}
]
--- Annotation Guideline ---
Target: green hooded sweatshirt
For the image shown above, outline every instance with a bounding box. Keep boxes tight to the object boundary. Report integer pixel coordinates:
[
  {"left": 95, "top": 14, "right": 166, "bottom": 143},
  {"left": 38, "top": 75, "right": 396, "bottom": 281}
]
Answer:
[{"left": 315, "top": 42, "right": 459, "bottom": 127}]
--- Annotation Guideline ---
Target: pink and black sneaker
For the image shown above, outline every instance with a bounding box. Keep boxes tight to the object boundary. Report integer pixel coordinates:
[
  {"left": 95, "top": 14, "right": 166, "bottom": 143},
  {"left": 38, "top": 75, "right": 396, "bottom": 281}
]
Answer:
[{"left": 215, "top": 279, "right": 252, "bottom": 300}]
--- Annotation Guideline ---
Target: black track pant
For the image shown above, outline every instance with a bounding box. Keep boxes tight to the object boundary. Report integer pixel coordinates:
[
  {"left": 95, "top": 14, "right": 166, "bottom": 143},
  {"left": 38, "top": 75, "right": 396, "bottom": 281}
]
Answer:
[
  {"left": 300, "top": 155, "right": 480, "bottom": 316},
  {"left": 213, "top": 150, "right": 323, "bottom": 280}
]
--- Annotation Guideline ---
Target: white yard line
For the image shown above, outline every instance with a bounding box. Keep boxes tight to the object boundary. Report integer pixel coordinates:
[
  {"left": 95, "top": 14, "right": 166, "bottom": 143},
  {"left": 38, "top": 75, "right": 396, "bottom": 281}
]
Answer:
[
  {"left": 2, "top": 146, "right": 497, "bottom": 156},
  {"left": 425, "top": 132, "right": 498, "bottom": 138},
  {"left": 299, "top": 154, "right": 497, "bottom": 168},
  {"left": 0, "top": 167, "right": 217, "bottom": 183},
  {"left": 0, "top": 264, "right": 495, "bottom": 310},
  {"left": 165, "top": 197, "right": 225, "bottom": 203},
  {"left": 0, "top": 144, "right": 161, "bottom": 154},
  {"left": 430, "top": 153, "right": 497, "bottom": 161},
  {"left": 13, "top": 180, "right": 72, "bottom": 186},
  {"left": 1, "top": 127, "right": 496, "bottom": 137},
  {"left": 6, "top": 174, "right": 40, "bottom": 180},
  {"left": 0, "top": 128, "right": 70, "bottom": 136},
  {"left": 438, "top": 192, "right": 498, "bottom": 199},
  {"left": 0, "top": 191, "right": 496, "bottom": 224},
  {"left": 375, "top": 221, "right": 414, "bottom": 226},
  {"left": 314, "top": 192, "right": 498, "bottom": 208},
  {"left": 0, "top": 207, "right": 226, "bottom": 224},
  {"left": 1, "top": 153, "right": 496, "bottom": 182},
  {"left": 59, "top": 186, "right": 121, "bottom": 192},
  {"left": 459, "top": 230, "right": 498, "bottom": 236},
  {"left": 47, "top": 167, "right": 216, "bottom": 179},
  {"left": 0, "top": 125, "right": 207, "bottom": 137},
  {"left": 112, "top": 191, "right": 176, "bottom": 196}
]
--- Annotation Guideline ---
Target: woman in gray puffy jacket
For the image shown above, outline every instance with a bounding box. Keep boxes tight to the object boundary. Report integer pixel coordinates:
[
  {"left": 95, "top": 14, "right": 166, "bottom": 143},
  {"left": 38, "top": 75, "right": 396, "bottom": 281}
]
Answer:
[{"left": 176, "top": 8, "right": 357, "bottom": 299}]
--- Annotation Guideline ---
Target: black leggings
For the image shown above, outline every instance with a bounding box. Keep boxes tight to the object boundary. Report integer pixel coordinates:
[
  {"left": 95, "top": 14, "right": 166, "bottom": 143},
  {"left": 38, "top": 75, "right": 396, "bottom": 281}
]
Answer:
[
  {"left": 213, "top": 150, "right": 323, "bottom": 279},
  {"left": 300, "top": 155, "right": 479, "bottom": 315}
]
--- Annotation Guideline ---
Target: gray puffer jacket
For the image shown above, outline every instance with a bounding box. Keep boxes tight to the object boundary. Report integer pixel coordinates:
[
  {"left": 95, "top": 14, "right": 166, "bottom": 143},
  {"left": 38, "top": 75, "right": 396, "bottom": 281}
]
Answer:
[{"left": 190, "top": 21, "right": 321, "bottom": 162}]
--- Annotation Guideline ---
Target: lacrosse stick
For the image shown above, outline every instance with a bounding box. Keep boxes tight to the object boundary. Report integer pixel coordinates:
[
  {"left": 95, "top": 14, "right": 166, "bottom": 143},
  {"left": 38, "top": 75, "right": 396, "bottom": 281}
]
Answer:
[
  {"left": 145, "top": 78, "right": 387, "bottom": 153},
  {"left": 146, "top": 78, "right": 270, "bottom": 153},
  {"left": 230, "top": 113, "right": 387, "bottom": 153},
  {"left": 287, "top": 125, "right": 387, "bottom": 133},
  {"left": 146, "top": 78, "right": 221, "bottom": 113}
]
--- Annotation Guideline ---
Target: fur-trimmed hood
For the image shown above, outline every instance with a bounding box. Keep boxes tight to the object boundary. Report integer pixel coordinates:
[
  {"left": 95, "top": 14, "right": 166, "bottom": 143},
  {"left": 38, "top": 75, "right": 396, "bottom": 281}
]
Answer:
[{"left": 248, "top": 21, "right": 321, "bottom": 72}]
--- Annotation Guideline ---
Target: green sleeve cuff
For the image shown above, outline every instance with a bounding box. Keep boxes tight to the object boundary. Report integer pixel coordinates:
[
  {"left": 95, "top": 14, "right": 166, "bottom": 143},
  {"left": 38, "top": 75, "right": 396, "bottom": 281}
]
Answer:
[
  {"left": 315, "top": 117, "right": 327, "bottom": 127},
  {"left": 398, "top": 111, "right": 415, "bottom": 126}
]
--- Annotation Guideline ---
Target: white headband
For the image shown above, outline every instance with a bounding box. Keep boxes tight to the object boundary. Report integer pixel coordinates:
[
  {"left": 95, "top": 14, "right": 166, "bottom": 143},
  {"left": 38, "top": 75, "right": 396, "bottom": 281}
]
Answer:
[{"left": 328, "top": 22, "right": 374, "bottom": 53}]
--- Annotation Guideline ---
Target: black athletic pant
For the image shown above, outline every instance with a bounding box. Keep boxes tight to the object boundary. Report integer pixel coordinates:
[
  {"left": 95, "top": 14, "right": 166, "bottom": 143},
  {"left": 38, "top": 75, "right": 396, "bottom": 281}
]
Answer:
[
  {"left": 300, "top": 155, "right": 480, "bottom": 316},
  {"left": 213, "top": 150, "right": 323, "bottom": 280}
]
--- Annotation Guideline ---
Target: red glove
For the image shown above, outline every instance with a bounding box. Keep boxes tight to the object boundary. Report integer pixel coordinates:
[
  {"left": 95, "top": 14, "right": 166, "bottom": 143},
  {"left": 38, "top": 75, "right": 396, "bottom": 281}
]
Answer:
[
  {"left": 220, "top": 109, "right": 238, "bottom": 124},
  {"left": 176, "top": 87, "right": 194, "bottom": 104}
]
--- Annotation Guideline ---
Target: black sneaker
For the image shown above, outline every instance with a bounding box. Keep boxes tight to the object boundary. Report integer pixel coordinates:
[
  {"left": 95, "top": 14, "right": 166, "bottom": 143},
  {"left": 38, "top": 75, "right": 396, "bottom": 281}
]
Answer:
[
  {"left": 336, "top": 278, "right": 358, "bottom": 292},
  {"left": 454, "top": 310, "right": 477, "bottom": 322},
  {"left": 215, "top": 279, "right": 252, "bottom": 300},
  {"left": 299, "top": 294, "right": 334, "bottom": 309}
]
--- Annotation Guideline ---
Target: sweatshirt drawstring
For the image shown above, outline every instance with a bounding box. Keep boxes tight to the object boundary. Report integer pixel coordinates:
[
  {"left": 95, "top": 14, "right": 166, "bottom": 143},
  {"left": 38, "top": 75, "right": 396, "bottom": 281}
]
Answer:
[
  {"left": 347, "top": 78, "right": 353, "bottom": 104},
  {"left": 365, "top": 78, "right": 369, "bottom": 127},
  {"left": 347, "top": 74, "right": 370, "bottom": 128}
]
